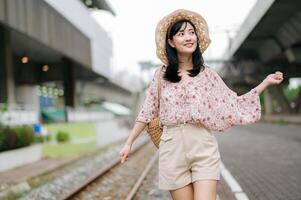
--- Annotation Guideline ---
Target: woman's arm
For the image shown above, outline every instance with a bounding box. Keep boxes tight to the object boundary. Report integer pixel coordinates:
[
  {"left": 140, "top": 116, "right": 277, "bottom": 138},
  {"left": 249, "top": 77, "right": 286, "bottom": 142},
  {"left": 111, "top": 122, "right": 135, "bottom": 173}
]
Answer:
[
  {"left": 125, "top": 68, "right": 161, "bottom": 146},
  {"left": 119, "top": 67, "right": 161, "bottom": 163},
  {"left": 125, "top": 121, "right": 147, "bottom": 146},
  {"left": 253, "top": 80, "right": 269, "bottom": 95},
  {"left": 253, "top": 71, "right": 284, "bottom": 95},
  {"left": 204, "top": 68, "right": 284, "bottom": 132}
]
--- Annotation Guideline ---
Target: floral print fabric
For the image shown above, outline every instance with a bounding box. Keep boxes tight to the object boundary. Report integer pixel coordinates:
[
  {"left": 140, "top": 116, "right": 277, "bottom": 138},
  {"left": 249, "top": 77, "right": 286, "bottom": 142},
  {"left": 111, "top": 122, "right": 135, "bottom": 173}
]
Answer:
[{"left": 135, "top": 66, "right": 261, "bottom": 132}]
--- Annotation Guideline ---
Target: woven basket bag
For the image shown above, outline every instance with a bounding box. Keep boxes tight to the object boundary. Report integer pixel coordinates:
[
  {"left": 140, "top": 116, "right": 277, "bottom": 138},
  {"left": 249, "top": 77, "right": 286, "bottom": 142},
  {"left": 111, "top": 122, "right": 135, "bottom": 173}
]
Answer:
[{"left": 146, "top": 66, "right": 164, "bottom": 148}]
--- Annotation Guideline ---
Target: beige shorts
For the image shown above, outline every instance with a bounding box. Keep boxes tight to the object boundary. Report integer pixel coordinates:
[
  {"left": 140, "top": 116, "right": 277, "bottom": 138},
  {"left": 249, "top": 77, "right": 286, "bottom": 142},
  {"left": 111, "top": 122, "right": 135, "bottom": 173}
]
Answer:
[{"left": 158, "top": 123, "right": 221, "bottom": 190}]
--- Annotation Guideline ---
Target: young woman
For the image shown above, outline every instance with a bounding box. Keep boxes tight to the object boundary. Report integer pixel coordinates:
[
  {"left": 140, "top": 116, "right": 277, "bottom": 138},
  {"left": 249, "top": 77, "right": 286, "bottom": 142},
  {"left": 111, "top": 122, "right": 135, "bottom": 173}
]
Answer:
[{"left": 119, "top": 9, "right": 283, "bottom": 200}]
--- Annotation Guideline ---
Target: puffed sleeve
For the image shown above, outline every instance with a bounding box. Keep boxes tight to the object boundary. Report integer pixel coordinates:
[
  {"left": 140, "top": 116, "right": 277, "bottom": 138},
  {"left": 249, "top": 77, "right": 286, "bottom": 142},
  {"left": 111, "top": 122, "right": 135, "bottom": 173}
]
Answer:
[
  {"left": 206, "top": 67, "right": 262, "bottom": 132},
  {"left": 135, "top": 68, "right": 161, "bottom": 124}
]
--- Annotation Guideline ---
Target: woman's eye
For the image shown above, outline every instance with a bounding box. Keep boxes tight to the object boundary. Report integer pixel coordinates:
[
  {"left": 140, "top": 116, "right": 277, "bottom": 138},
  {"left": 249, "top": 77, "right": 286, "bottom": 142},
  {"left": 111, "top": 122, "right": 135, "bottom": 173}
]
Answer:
[{"left": 178, "top": 31, "right": 194, "bottom": 36}]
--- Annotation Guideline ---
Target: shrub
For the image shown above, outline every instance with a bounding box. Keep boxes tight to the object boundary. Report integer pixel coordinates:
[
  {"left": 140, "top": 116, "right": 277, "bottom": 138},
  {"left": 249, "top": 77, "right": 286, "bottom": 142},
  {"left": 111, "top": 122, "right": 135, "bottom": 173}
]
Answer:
[
  {"left": 45, "top": 134, "right": 51, "bottom": 142},
  {"left": 15, "top": 125, "right": 35, "bottom": 148},
  {"left": 34, "top": 135, "right": 45, "bottom": 143},
  {"left": 56, "top": 131, "right": 70, "bottom": 143},
  {"left": 0, "top": 125, "right": 35, "bottom": 152},
  {"left": 34, "top": 134, "right": 51, "bottom": 143},
  {"left": 0, "top": 126, "right": 18, "bottom": 151},
  {"left": 0, "top": 125, "right": 4, "bottom": 149}
]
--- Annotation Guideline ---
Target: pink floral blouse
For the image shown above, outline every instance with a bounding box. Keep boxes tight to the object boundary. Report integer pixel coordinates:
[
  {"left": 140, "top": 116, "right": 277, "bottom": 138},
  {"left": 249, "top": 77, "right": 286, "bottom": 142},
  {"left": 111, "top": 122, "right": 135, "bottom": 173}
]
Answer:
[{"left": 135, "top": 66, "right": 261, "bottom": 132}]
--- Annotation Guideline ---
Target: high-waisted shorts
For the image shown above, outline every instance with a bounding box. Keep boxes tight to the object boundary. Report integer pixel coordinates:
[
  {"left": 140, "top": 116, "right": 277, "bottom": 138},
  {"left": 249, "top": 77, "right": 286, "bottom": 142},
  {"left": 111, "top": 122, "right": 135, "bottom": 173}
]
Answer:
[{"left": 158, "top": 123, "right": 221, "bottom": 190}]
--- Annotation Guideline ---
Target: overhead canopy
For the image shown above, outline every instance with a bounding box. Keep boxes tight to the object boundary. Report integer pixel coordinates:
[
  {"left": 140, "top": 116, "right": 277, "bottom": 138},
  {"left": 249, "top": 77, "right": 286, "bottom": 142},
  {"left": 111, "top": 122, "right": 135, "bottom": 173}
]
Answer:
[
  {"left": 81, "top": 0, "right": 116, "bottom": 16},
  {"left": 101, "top": 102, "right": 131, "bottom": 116},
  {"left": 226, "top": 0, "right": 301, "bottom": 67}
]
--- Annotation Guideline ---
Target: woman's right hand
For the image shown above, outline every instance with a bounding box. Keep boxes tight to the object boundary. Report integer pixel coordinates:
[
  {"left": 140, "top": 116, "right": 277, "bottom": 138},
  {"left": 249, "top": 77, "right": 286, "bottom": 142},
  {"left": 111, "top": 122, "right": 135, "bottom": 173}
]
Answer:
[
  {"left": 263, "top": 71, "right": 284, "bottom": 86},
  {"left": 119, "top": 143, "right": 132, "bottom": 164}
]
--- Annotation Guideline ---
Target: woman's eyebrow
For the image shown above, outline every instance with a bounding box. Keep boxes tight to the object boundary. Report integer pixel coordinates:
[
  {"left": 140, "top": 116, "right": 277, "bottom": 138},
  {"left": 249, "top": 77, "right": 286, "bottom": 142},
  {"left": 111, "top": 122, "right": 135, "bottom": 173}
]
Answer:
[{"left": 179, "top": 28, "right": 194, "bottom": 32}]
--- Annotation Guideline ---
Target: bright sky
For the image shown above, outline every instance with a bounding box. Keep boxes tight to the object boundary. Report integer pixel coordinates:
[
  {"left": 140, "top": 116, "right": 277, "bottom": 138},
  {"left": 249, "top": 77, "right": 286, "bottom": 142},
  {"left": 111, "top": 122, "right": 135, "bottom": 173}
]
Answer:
[{"left": 91, "top": 0, "right": 258, "bottom": 77}]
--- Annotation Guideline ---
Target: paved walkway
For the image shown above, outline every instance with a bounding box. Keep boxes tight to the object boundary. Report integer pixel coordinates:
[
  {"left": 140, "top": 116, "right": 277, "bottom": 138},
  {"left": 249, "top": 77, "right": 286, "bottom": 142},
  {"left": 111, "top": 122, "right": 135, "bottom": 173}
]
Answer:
[
  {"left": 0, "top": 157, "right": 75, "bottom": 185},
  {"left": 215, "top": 122, "right": 301, "bottom": 200}
]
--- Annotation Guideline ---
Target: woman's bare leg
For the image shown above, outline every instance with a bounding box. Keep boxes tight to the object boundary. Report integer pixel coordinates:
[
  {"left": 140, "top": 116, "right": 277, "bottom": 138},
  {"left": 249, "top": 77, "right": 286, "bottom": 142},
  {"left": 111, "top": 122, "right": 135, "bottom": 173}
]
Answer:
[
  {"left": 169, "top": 183, "right": 194, "bottom": 200},
  {"left": 193, "top": 180, "right": 218, "bottom": 200}
]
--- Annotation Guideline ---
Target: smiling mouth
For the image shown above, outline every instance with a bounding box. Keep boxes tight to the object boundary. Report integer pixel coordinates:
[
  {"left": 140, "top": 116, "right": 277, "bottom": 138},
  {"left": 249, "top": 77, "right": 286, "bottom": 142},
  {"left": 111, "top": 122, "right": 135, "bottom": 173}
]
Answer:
[{"left": 184, "top": 43, "right": 193, "bottom": 47}]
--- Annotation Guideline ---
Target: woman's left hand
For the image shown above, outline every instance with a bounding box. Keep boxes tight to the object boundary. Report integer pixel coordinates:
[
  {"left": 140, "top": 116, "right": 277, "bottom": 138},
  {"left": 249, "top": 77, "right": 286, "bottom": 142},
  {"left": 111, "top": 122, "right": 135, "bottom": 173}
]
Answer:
[{"left": 264, "top": 71, "right": 284, "bottom": 86}]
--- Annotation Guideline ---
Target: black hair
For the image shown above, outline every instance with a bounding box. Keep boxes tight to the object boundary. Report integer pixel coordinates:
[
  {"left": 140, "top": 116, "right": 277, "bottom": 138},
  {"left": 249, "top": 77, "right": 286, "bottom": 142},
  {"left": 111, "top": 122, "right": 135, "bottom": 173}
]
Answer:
[{"left": 163, "top": 19, "right": 205, "bottom": 83}]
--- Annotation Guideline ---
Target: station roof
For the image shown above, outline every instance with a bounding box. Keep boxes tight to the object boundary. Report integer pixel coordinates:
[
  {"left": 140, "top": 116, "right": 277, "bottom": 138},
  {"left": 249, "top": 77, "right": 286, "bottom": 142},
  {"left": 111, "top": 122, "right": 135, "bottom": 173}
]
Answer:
[
  {"left": 225, "top": 0, "right": 301, "bottom": 65},
  {"left": 81, "top": 0, "right": 116, "bottom": 16}
]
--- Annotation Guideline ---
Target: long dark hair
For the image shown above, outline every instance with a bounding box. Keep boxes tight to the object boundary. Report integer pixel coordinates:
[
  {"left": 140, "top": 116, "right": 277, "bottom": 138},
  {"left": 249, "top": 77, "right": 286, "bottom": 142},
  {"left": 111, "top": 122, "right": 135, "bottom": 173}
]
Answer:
[{"left": 163, "top": 19, "right": 205, "bottom": 83}]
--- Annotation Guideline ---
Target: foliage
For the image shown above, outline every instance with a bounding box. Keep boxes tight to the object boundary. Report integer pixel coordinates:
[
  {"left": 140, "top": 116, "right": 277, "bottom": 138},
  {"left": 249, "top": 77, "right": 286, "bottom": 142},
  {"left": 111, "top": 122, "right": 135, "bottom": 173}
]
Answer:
[
  {"left": 34, "top": 134, "right": 51, "bottom": 143},
  {"left": 0, "top": 102, "right": 8, "bottom": 124},
  {"left": 56, "top": 131, "right": 70, "bottom": 143},
  {"left": 283, "top": 85, "right": 301, "bottom": 101},
  {"left": 0, "top": 125, "right": 35, "bottom": 152}
]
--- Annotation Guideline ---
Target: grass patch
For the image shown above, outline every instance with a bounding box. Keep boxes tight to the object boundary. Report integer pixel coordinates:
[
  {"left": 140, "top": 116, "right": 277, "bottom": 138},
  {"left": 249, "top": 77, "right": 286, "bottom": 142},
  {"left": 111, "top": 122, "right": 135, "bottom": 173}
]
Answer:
[
  {"left": 42, "top": 122, "right": 98, "bottom": 158},
  {"left": 42, "top": 142, "right": 97, "bottom": 158},
  {"left": 44, "top": 122, "right": 96, "bottom": 141},
  {"left": 1, "top": 189, "right": 29, "bottom": 200}
]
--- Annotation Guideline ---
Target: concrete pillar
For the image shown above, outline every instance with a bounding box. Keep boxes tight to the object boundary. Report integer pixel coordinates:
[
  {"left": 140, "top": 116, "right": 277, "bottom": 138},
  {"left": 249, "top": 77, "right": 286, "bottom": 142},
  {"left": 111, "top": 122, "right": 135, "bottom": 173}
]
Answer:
[
  {"left": 0, "top": 27, "right": 7, "bottom": 103},
  {"left": 293, "top": 90, "right": 301, "bottom": 113},
  {"left": 269, "top": 86, "right": 291, "bottom": 113},
  {"left": 62, "top": 58, "right": 75, "bottom": 122},
  {"left": 15, "top": 85, "right": 40, "bottom": 113},
  {"left": 75, "top": 80, "right": 86, "bottom": 107},
  {"left": 0, "top": 26, "right": 15, "bottom": 104},
  {"left": 263, "top": 88, "right": 273, "bottom": 115},
  {"left": 62, "top": 58, "right": 75, "bottom": 108}
]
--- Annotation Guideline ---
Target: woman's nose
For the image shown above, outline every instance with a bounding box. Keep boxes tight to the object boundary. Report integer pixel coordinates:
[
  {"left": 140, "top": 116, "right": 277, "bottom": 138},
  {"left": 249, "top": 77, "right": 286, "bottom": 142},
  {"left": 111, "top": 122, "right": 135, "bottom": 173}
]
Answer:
[
  {"left": 184, "top": 37, "right": 192, "bottom": 43},
  {"left": 184, "top": 34, "right": 193, "bottom": 41}
]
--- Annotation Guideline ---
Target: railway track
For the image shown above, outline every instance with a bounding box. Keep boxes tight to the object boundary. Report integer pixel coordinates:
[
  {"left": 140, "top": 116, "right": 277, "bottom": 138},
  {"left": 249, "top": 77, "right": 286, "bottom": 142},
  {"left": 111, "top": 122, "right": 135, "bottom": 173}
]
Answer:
[{"left": 61, "top": 141, "right": 158, "bottom": 200}]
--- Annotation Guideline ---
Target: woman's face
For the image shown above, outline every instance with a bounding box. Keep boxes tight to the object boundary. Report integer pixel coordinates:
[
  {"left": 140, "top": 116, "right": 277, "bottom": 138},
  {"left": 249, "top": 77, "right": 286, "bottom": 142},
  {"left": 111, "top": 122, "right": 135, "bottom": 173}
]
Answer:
[{"left": 168, "top": 22, "right": 198, "bottom": 55}]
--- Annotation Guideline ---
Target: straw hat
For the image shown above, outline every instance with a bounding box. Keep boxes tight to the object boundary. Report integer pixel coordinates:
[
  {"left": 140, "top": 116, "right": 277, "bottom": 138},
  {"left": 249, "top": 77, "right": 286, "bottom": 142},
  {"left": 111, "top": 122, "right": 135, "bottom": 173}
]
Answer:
[{"left": 155, "top": 9, "right": 211, "bottom": 65}]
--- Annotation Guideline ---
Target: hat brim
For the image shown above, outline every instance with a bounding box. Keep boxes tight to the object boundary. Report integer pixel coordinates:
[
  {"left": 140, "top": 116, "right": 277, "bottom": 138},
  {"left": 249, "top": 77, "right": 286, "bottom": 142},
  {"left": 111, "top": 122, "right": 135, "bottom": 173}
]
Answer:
[{"left": 155, "top": 9, "right": 211, "bottom": 65}]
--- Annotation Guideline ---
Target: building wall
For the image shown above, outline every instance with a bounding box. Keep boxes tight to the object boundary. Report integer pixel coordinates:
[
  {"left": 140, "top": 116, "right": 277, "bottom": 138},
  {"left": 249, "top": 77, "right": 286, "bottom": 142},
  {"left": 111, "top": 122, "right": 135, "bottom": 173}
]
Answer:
[
  {"left": 0, "top": 0, "right": 92, "bottom": 68},
  {"left": 45, "top": 0, "right": 113, "bottom": 78}
]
